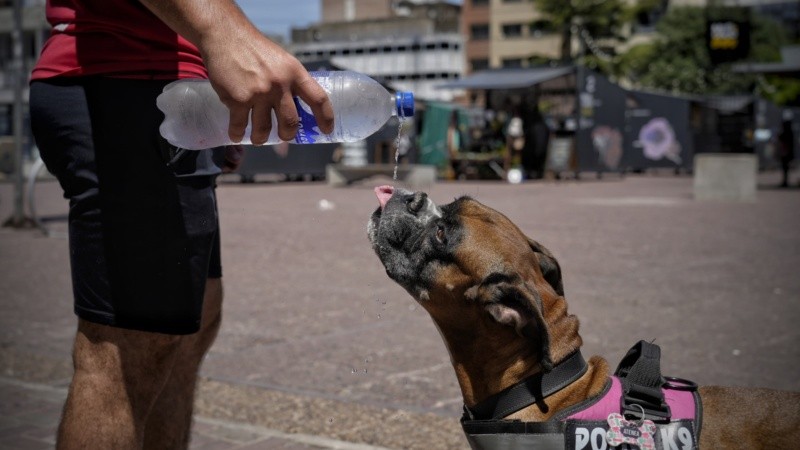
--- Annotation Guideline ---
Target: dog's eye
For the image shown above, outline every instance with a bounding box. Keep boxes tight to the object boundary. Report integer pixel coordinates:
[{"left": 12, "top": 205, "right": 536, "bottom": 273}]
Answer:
[{"left": 435, "top": 225, "right": 446, "bottom": 243}]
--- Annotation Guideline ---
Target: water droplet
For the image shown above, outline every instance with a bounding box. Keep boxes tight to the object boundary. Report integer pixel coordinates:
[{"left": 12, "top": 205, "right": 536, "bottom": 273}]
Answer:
[
  {"left": 363, "top": 368, "right": 368, "bottom": 374},
  {"left": 377, "top": 313, "right": 381, "bottom": 319},
  {"left": 351, "top": 367, "right": 357, "bottom": 374}
]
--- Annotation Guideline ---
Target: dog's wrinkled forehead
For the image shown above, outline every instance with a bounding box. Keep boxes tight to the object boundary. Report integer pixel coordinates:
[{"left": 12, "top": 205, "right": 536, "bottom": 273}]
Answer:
[{"left": 451, "top": 199, "right": 533, "bottom": 268}]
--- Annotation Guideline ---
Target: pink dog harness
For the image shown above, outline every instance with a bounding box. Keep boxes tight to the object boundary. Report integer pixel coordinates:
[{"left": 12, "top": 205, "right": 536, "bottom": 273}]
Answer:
[{"left": 462, "top": 341, "right": 702, "bottom": 450}]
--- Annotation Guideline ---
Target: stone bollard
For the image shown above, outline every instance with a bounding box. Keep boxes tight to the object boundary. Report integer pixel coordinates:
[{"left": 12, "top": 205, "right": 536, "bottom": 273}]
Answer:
[{"left": 693, "top": 153, "right": 757, "bottom": 201}]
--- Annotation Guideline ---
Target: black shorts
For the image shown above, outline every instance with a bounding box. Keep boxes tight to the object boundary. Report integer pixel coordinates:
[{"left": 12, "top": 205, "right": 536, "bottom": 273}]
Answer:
[{"left": 30, "top": 77, "right": 222, "bottom": 335}]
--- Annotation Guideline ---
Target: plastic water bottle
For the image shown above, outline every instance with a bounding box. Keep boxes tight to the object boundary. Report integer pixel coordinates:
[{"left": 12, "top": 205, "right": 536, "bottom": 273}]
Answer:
[{"left": 156, "top": 70, "right": 414, "bottom": 150}]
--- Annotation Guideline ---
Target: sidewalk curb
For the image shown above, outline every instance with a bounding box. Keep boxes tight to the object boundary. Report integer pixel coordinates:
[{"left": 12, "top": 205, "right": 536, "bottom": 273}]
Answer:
[
  {"left": 0, "top": 376, "right": 393, "bottom": 450},
  {"left": 194, "top": 416, "right": 391, "bottom": 450}
]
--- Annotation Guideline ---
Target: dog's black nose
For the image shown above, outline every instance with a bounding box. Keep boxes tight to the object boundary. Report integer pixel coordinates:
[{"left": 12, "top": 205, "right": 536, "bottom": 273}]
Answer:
[{"left": 406, "top": 192, "right": 428, "bottom": 214}]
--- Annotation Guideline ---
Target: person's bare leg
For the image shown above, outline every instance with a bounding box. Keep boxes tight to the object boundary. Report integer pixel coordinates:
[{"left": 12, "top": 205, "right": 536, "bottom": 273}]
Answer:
[
  {"left": 56, "top": 320, "right": 182, "bottom": 449},
  {"left": 142, "top": 278, "right": 223, "bottom": 449}
]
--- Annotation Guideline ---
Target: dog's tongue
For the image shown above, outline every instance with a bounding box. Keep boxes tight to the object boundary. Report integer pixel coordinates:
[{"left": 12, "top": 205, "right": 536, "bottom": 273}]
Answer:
[{"left": 375, "top": 185, "right": 394, "bottom": 209}]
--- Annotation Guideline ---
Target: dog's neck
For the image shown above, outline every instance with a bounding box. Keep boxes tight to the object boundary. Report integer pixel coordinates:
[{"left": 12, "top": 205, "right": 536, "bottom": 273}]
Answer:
[{"left": 429, "top": 291, "right": 610, "bottom": 421}]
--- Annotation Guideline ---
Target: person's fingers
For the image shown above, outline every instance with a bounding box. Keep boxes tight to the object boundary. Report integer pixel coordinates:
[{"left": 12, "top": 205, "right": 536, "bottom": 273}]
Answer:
[
  {"left": 227, "top": 105, "right": 250, "bottom": 143},
  {"left": 275, "top": 92, "right": 300, "bottom": 142},
  {"left": 222, "top": 144, "right": 245, "bottom": 173},
  {"left": 295, "top": 76, "right": 334, "bottom": 134},
  {"left": 249, "top": 102, "right": 271, "bottom": 145}
]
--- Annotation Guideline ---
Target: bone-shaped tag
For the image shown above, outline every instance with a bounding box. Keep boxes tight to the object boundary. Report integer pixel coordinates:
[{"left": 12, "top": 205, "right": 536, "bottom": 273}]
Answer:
[{"left": 606, "top": 413, "right": 656, "bottom": 449}]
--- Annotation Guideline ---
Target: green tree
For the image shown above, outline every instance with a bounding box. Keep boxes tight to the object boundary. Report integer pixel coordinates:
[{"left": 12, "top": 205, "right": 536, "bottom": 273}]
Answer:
[
  {"left": 533, "top": 0, "right": 629, "bottom": 63},
  {"left": 619, "top": 5, "right": 794, "bottom": 102}
]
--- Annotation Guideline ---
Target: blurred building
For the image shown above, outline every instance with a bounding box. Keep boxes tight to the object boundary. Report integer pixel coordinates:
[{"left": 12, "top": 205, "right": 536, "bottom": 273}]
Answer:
[
  {"left": 460, "top": 0, "right": 797, "bottom": 75},
  {"left": 0, "top": 0, "right": 47, "bottom": 172},
  {"left": 0, "top": 0, "right": 47, "bottom": 127},
  {"left": 461, "top": 0, "right": 561, "bottom": 73},
  {"left": 290, "top": 0, "right": 464, "bottom": 101}
]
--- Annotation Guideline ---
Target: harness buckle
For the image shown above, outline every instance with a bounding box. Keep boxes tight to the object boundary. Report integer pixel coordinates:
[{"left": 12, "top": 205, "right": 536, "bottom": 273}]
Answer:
[{"left": 621, "top": 392, "right": 672, "bottom": 423}]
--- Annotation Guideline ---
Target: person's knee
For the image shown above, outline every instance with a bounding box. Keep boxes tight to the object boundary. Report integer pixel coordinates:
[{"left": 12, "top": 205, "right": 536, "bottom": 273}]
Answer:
[
  {"left": 183, "top": 277, "right": 223, "bottom": 357},
  {"left": 73, "top": 319, "right": 183, "bottom": 380}
]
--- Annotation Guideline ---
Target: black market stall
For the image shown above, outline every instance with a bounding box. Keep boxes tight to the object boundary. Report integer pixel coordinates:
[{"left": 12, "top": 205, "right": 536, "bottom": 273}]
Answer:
[{"left": 435, "top": 66, "right": 579, "bottom": 179}]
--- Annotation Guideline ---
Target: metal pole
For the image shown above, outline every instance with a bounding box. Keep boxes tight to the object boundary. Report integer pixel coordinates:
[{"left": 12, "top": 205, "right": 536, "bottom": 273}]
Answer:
[
  {"left": 572, "top": 21, "right": 584, "bottom": 179},
  {"left": 3, "top": 0, "right": 32, "bottom": 228}
]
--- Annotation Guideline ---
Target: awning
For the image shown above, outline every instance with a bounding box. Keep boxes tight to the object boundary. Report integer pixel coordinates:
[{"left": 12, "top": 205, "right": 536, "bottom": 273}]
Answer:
[
  {"left": 436, "top": 66, "right": 575, "bottom": 90},
  {"left": 703, "top": 95, "right": 755, "bottom": 114},
  {"left": 731, "top": 61, "right": 800, "bottom": 76},
  {"left": 732, "top": 45, "right": 800, "bottom": 77}
]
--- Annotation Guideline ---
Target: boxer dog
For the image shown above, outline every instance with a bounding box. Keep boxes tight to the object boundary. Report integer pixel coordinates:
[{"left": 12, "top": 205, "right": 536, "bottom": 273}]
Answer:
[{"left": 367, "top": 185, "right": 799, "bottom": 449}]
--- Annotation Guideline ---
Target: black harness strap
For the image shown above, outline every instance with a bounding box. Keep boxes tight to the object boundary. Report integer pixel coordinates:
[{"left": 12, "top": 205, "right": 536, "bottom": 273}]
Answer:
[
  {"left": 463, "top": 351, "right": 588, "bottom": 421},
  {"left": 462, "top": 419, "right": 566, "bottom": 435},
  {"left": 614, "top": 340, "right": 672, "bottom": 422},
  {"left": 462, "top": 417, "right": 568, "bottom": 450}
]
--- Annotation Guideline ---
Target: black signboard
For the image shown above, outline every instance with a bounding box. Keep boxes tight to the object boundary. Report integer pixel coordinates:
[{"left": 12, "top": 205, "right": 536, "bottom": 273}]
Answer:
[
  {"left": 574, "top": 71, "right": 627, "bottom": 173},
  {"left": 706, "top": 19, "right": 750, "bottom": 64},
  {"left": 622, "top": 91, "right": 692, "bottom": 171}
]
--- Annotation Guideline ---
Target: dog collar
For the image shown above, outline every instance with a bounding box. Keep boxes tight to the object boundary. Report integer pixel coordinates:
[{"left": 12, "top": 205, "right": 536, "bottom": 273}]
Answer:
[{"left": 463, "top": 351, "right": 588, "bottom": 421}]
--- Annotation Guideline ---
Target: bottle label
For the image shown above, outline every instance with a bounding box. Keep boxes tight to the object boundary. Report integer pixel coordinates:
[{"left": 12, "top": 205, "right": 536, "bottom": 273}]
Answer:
[{"left": 293, "top": 97, "right": 321, "bottom": 144}]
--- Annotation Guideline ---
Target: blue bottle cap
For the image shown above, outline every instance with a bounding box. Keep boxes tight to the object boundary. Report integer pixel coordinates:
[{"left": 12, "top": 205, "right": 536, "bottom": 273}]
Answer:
[{"left": 395, "top": 92, "right": 415, "bottom": 118}]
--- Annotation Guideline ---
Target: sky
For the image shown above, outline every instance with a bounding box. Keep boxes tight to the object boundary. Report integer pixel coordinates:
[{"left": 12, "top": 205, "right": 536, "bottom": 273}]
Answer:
[{"left": 237, "top": 0, "right": 321, "bottom": 40}]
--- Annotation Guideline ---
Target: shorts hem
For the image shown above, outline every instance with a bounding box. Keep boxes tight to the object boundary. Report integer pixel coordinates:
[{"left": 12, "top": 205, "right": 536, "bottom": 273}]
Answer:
[{"left": 75, "top": 306, "right": 201, "bottom": 336}]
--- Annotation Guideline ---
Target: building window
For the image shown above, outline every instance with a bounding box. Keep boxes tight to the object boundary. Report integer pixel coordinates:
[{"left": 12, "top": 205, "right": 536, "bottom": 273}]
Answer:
[
  {"left": 471, "top": 0, "right": 489, "bottom": 6},
  {"left": 471, "top": 58, "right": 489, "bottom": 71},
  {"left": 502, "top": 24, "right": 523, "bottom": 38},
  {"left": 470, "top": 24, "right": 490, "bottom": 41},
  {"left": 502, "top": 58, "right": 523, "bottom": 68},
  {"left": 529, "top": 20, "right": 555, "bottom": 37}
]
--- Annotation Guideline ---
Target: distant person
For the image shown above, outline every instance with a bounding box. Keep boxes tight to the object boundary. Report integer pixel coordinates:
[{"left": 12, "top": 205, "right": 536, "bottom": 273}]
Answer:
[
  {"left": 778, "top": 118, "right": 795, "bottom": 188},
  {"left": 521, "top": 104, "right": 551, "bottom": 180},
  {"left": 28, "top": 0, "right": 334, "bottom": 448},
  {"left": 505, "top": 107, "right": 524, "bottom": 174},
  {"left": 446, "top": 109, "right": 463, "bottom": 179}
]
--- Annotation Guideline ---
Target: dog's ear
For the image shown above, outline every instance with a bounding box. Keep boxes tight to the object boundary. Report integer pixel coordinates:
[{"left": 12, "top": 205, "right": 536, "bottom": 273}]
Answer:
[
  {"left": 465, "top": 274, "right": 553, "bottom": 372},
  {"left": 528, "top": 238, "right": 564, "bottom": 297}
]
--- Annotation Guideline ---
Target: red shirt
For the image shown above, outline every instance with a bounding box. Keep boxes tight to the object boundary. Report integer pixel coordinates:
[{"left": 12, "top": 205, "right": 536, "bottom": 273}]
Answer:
[{"left": 31, "top": 0, "right": 207, "bottom": 81}]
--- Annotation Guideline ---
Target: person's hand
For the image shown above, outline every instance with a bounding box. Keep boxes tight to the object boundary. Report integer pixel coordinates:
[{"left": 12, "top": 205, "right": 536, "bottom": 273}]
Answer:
[
  {"left": 200, "top": 28, "right": 334, "bottom": 145},
  {"left": 139, "top": 0, "right": 335, "bottom": 146},
  {"left": 221, "top": 145, "right": 245, "bottom": 173}
]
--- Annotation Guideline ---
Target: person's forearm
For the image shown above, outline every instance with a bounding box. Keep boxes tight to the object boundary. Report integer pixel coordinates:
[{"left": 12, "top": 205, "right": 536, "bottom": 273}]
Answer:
[{"left": 138, "top": 0, "right": 256, "bottom": 49}]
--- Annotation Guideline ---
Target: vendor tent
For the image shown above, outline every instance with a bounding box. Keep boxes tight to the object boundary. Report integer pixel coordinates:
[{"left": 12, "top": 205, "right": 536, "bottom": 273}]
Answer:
[{"left": 418, "top": 102, "right": 471, "bottom": 169}]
